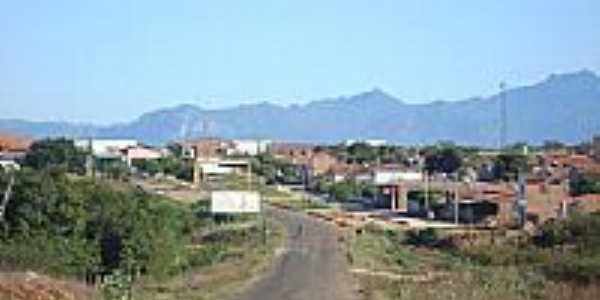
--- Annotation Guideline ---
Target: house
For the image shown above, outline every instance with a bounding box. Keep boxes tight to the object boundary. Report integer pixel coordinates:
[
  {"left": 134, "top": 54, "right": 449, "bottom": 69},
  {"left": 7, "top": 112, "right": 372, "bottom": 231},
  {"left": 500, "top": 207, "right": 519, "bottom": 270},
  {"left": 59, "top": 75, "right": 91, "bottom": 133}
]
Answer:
[
  {"left": 228, "top": 139, "right": 272, "bottom": 156},
  {"left": 74, "top": 139, "right": 139, "bottom": 156},
  {"left": 122, "top": 146, "right": 164, "bottom": 167},
  {"left": 541, "top": 153, "right": 600, "bottom": 183},
  {"left": 74, "top": 139, "right": 168, "bottom": 173},
  {"left": 309, "top": 150, "right": 339, "bottom": 176},
  {"left": 0, "top": 134, "right": 32, "bottom": 171},
  {"left": 0, "top": 151, "right": 25, "bottom": 171},
  {"left": 371, "top": 166, "right": 423, "bottom": 210},
  {"left": 178, "top": 138, "right": 231, "bottom": 160},
  {"left": 269, "top": 143, "right": 315, "bottom": 165},
  {"left": 325, "top": 165, "right": 352, "bottom": 183},
  {"left": 0, "top": 134, "right": 32, "bottom": 153}
]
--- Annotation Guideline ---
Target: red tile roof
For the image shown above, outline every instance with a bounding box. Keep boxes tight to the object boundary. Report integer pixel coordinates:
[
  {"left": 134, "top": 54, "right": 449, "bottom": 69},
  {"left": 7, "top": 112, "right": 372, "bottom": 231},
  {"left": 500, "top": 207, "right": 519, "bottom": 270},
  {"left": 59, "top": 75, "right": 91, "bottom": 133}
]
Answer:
[{"left": 0, "top": 134, "right": 32, "bottom": 152}]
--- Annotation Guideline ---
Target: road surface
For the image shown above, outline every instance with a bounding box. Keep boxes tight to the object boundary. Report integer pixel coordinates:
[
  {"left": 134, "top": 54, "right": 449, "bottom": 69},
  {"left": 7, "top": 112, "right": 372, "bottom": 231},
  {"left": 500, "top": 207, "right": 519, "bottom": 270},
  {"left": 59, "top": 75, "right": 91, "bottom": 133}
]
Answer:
[{"left": 230, "top": 207, "right": 359, "bottom": 300}]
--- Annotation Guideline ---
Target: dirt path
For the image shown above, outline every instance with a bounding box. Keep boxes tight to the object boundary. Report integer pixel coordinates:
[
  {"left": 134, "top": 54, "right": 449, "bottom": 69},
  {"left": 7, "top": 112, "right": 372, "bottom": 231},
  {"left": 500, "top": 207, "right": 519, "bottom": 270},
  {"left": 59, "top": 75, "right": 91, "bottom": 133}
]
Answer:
[{"left": 229, "top": 207, "right": 359, "bottom": 300}]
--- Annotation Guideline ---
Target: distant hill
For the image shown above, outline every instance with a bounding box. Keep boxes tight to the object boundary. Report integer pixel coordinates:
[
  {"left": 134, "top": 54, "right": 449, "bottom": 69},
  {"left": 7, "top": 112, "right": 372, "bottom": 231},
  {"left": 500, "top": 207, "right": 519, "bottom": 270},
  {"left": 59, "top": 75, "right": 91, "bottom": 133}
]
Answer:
[{"left": 2, "top": 70, "right": 600, "bottom": 146}]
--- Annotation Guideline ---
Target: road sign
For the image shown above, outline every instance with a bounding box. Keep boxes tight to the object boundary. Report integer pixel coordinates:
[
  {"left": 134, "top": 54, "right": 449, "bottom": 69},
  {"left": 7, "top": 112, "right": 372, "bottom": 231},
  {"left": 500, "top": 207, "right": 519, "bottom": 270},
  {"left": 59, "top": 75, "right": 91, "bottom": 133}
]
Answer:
[{"left": 211, "top": 191, "right": 261, "bottom": 213}]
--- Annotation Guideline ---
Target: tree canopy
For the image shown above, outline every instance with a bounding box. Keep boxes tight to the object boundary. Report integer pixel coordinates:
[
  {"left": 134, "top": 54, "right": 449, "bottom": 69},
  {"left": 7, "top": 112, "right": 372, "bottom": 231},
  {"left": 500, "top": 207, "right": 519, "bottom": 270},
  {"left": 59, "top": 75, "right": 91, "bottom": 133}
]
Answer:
[
  {"left": 23, "top": 138, "right": 87, "bottom": 174},
  {"left": 424, "top": 146, "right": 464, "bottom": 174},
  {"left": 0, "top": 168, "right": 192, "bottom": 279}
]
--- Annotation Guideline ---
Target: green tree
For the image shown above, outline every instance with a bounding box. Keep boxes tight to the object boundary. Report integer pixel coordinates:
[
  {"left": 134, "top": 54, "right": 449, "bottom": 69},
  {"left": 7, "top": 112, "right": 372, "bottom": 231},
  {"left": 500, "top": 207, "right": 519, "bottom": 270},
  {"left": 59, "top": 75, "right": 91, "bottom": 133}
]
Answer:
[
  {"left": 23, "top": 138, "right": 87, "bottom": 174},
  {"left": 1, "top": 167, "right": 190, "bottom": 280},
  {"left": 542, "top": 140, "right": 566, "bottom": 151},
  {"left": 424, "top": 146, "right": 463, "bottom": 174},
  {"left": 570, "top": 173, "right": 600, "bottom": 196},
  {"left": 493, "top": 153, "right": 528, "bottom": 181},
  {"left": 345, "top": 143, "right": 379, "bottom": 164}
]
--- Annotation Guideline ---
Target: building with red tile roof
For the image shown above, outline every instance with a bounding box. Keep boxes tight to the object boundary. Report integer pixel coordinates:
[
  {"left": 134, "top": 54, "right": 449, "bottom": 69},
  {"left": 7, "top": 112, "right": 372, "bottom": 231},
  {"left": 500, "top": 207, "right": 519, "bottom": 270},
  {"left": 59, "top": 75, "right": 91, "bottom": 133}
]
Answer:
[{"left": 0, "top": 134, "right": 32, "bottom": 152}]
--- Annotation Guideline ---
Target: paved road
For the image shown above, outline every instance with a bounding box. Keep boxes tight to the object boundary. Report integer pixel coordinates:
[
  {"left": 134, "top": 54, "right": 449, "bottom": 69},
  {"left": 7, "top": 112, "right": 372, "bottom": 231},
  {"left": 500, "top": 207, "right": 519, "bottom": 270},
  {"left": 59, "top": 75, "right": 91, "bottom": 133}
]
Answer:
[{"left": 230, "top": 208, "right": 359, "bottom": 300}]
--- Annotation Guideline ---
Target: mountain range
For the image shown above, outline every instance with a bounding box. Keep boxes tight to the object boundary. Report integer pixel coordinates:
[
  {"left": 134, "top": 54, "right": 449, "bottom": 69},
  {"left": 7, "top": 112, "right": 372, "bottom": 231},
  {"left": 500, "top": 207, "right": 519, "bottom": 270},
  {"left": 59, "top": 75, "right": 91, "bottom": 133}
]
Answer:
[{"left": 1, "top": 70, "right": 600, "bottom": 146}]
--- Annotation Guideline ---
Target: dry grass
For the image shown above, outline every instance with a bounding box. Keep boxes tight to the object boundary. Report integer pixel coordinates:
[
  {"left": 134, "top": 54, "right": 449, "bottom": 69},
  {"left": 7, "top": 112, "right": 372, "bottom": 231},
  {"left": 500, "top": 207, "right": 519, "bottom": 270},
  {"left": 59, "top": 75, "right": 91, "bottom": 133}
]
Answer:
[
  {"left": 0, "top": 272, "right": 97, "bottom": 300},
  {"left": 348, "top": 224, "right": 600, "bottom": 300}
]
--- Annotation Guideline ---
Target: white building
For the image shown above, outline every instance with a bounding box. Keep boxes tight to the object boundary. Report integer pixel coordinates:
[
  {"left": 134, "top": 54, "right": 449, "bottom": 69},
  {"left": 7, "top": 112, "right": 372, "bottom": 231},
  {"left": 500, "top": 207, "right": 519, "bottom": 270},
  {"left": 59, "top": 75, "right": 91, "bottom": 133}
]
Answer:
[
  {"left": 197, "top": 159, "right": 250, "bottom": 182},
  {"left": 364, "top": 139, "right": 387, "bottom": 147},
  {"left": 0, "top": 152, "right": 26, "bottom": 171},
  {"left": 123, "top": 146, "right": 163, "bottom": 167},
  {"left": 229, "top": 139, "right": 272, "bottom": 156},
  {"left": 0, "top": 159, "right": 20, "bottom": 170},
  {"left": 75, "top": 139, "right": 139, "bottom": 156},
  {"left": 343, "top": 139, "right": 387, "bottom": 147}
]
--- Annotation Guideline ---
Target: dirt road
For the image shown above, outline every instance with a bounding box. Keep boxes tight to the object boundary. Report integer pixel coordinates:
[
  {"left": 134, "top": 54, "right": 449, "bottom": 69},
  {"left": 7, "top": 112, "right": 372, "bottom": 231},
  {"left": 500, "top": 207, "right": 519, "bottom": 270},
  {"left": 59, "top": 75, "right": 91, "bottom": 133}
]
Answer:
[{"left": 230, "top": 207, "right": 359, "bottom": 300}]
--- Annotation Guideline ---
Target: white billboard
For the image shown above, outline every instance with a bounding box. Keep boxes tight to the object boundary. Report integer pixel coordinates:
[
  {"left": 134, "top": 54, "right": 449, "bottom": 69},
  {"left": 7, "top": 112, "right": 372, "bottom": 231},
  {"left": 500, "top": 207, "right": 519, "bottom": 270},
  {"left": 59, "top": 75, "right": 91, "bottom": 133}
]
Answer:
[{"left": 211, "top": 191, "right": 261, "bottom": 213}]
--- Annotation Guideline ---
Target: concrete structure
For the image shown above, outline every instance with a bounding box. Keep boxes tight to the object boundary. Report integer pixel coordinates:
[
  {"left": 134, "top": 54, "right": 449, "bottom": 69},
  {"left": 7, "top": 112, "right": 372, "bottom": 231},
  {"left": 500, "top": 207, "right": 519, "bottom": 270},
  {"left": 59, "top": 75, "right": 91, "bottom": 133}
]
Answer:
[
  {"left": 372, "top": 169, "right": 423, "bottom": 185},
  {"left": 196, "top": 159, "right": 250, "bottom": 182},
  {"left": 375, "top": 184, "right": 409, "bottom": 211},
  {"left": 372, "top": 167, "right": 424, "bottom": 211},
  {"left": 435, "top": 199, "right": 499, "bottom": 224}
]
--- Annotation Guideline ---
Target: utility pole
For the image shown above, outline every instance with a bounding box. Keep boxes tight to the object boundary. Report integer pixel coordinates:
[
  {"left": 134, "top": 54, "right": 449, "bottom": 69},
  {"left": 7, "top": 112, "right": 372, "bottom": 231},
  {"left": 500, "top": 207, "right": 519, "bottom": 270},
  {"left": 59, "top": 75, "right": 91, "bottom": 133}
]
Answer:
[
  {"left": 417, "top": 144, "right": 430, "bottom": 218},
  {"left": 391, "top": 186, "right": 397, "bottom": 211},
  {"left": 561, "top": 179, "right": 570, "bottom": 219},
  {"left": 418, "top": 146, "right": 430, "bottom": 215},
  {"left": 86, "top": 137, "right": 96, "bottom": 178},
  {"left": 0, "top": 175, "right": 15, "bottom": 223},
  {"left": 247, "top": 161, "right": 252, "bottom": 191},
  {"left": 516, "top": 173, "right": 528, "bottom": 228},
  {"left": 424, "top": 171, "right": 430, "bottom": 217},
  {"left": 454, "top": 179, "right": 459, "bottom": 225}
]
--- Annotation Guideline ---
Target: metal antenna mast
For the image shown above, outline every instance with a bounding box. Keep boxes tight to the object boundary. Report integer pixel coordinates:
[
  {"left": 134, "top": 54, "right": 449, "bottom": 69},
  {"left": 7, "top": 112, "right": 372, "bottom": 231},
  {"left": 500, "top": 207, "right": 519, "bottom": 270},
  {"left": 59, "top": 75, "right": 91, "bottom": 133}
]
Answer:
[{"left": 499, "top": 82, "right": 508, "bottom": 150}]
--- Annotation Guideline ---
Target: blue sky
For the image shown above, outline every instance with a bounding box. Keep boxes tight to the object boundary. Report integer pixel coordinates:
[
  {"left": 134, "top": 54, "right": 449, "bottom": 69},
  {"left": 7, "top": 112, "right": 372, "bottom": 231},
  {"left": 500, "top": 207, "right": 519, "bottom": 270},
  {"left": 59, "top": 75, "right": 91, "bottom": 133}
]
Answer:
[{"left": 1, "top": 0, "right": 599, "bottom": 124}]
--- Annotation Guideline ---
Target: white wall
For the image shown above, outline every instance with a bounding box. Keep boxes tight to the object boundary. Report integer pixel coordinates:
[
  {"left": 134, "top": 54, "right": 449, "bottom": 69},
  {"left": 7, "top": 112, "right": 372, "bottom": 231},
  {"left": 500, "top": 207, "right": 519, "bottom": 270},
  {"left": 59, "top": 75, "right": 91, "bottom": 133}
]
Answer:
[
  {"left": 231, "top": 139, "right": 272, "bottom": 156},
  {"left": 373, "top": 170, "right": 422, "bottom": 185},
  {"left": 199, "top": 162, "right": 233, "bottom": 175}
]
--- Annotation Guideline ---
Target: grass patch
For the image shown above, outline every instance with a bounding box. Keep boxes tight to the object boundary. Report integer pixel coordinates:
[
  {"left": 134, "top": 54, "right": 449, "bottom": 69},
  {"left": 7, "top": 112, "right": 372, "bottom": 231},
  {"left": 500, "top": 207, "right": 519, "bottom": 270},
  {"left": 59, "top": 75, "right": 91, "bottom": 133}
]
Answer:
[
  {"left": 132, "top": 218, "right": 286, "bottom": 300},
  {"left": 348, "top": 223, "right": 599, "bottom": 300}
]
